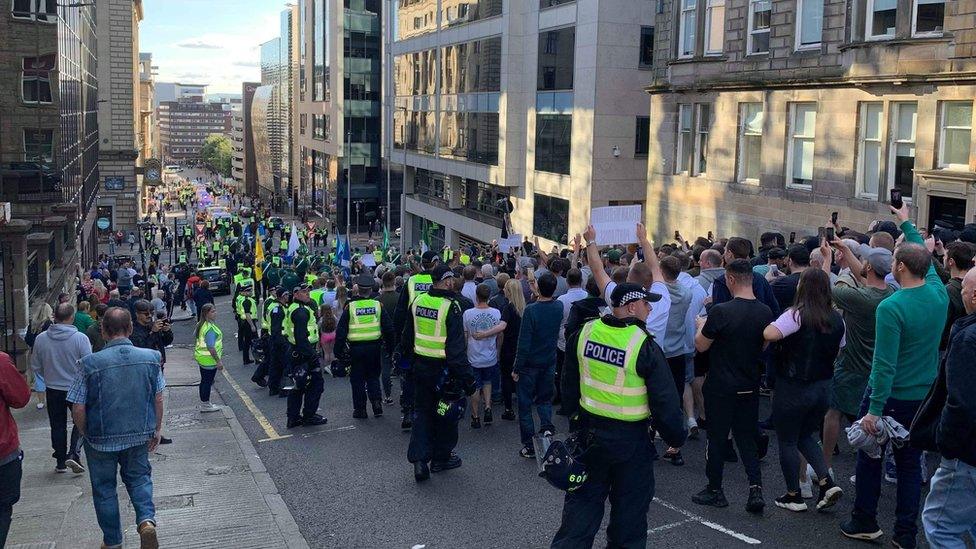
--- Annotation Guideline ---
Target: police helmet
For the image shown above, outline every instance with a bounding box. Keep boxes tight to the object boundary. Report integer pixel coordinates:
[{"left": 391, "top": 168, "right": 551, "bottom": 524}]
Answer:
[
  {"left": 539, "top": 435, "right": 588, "bottom": 492},
  {"left": 435, "top": 385, "right": 467, "bottom": 422}
]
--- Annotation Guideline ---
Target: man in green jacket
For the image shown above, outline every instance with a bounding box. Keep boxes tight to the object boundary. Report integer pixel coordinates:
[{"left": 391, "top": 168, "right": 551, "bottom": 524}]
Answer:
[{"left": 842, "top": 203, "right": 948, "bottom": 548}]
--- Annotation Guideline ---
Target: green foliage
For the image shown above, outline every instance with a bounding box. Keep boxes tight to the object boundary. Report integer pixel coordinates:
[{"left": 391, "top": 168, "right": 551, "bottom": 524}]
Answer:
[{"left": 200, "top": 134, "right": 233, "bottom": 177}]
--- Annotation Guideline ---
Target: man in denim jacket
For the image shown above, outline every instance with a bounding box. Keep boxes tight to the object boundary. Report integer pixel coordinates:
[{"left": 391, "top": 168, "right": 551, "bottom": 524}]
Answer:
[{"left": 68, "top": 307, "right": 164, "bottom": 549}]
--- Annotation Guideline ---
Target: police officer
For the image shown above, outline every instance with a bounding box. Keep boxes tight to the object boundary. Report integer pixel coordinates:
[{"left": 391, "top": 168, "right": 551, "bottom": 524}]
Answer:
[
  {"left": 396, "top": 265, "right": 475, "bottom": 482},
  {"left": 253, "top": 286, "right": 290, "bottom": 395},
  {"left": 551, "top": 282, "right": 687, "bottom": 548},
  {"left": 283, "top": 285, "right": 327, "bottom": 428},
  {"left": 335, "top": 274, "right": 394, "bottom": 418},
  {"left": 235, "top": 283, "right": 258, "bottom": 365},
  {"left": 393, "top": 250, "right": 439, "bottom": 430}
]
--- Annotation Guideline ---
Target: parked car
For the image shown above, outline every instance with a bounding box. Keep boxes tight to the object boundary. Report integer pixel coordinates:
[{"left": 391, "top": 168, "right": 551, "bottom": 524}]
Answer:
[{"left": 197, "top": 266, "right": 230, "bottom": 295}]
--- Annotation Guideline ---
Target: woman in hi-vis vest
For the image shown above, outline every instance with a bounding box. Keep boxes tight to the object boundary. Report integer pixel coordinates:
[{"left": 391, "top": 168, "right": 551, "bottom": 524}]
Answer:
[{"left": 194, "top": 304, "right": 224, "bottom": 413}]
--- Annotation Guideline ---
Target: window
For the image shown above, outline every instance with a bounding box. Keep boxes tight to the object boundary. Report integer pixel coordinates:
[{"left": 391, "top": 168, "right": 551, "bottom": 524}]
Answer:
[
  {"left": 635, "top": 116, "right": 650, "bottom": 156},
  {"left": 538, "top": 27, "right": 575, "bottom": 91},
  {"left": 533, "top": 193, "right": 570, "bottom": 244},
  {"left": 787, "top": 103, "right": 817, "bottom": 188},
  {"left": 313, "top": 114, "right": 329, "bottom": 140},
  {"left": 938, "top": 101, "right": 973, "bottom": 169},
  {"left": 21, "top": 55, "right": 54, "bottom": 104},
  {"left": 705, "top": 0, "right": 725, "bottom": 54},
  {"left": 694, "top": 104, "right": 710, "bottom": 175},
  {"left": 856, "top": 103, "right": 884, "bottom": 198},
  {"left": 24, "top": 129, "right": 54, "bottom": 163},
  {"left": 738, "top": 102, "right": 763, "bottom": 182},
  {"left": 300, "top": 113, "right": 307, "bottom": 135},
  {"left": 12, "top": 0, "right": 56, "bottom": 21},
  {"left": 747, "top": 0, "right": 771, "bottom": 54},
  {"left": 639, "top": 26, "right": 655, "bottom": 68},
  {"left": 913, "top": 0, "right": 945, "bottom": 36},
  {"left": 867, "top": 0, "right": 897, "bottom": 39},
  {"left": 678, "top": 0, "right": 697, "bottom": 58},
  {"left": 540, "top": 0, "right": 575, "bottom": 7},
  {"left": 535, "top": 114, "right": 572, "bottom": 174},
  {"left": 888, "top": 102, "right": 916, "bottom": 199},
  {"left": 675, "top": 104, "right": 693, "bottom": 174},
  {"left": 796, "top": 0, "right": 824, "bottom": 49}
]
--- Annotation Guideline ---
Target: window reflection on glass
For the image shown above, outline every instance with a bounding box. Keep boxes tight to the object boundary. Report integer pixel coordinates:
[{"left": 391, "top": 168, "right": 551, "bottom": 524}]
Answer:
[
  {"left": 538, "top": 27, "right": 575, "bottom": 91},
  {"left": 889, "top": 102, "right": 916, "bottom": 198},
  {"left": 533, "top": 193, "right": 570, "bottom": 244},
  {"left": 868, "top": 0, "right": 896, "bottom": 38},
  {"left": 913, "top": 0, "right": 944, "bottom": 35},
  {"left": 536, "top": 114, "right": 572, "bottom": 174}
]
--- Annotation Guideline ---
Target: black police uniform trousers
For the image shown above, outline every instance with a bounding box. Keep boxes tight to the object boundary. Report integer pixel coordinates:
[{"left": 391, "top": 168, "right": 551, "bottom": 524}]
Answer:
[
  {"left": 252, "top": 334, "right": 288, "bottom": 391},
  {"left": 551, "top": 424, "right": 656, "bottom": 549},
  {"left": 400, "top": 359, "right": 415, "bottom": 416},
  {"left": 287, "top": 346, "right": 324, "bottom": 420},
  {"left": 348, "top": 341, "right": 382, "bottom": 412},
  {"left": 407, "top": 361, "right": 457, "bottom": 464},
  {"left": 238, "top": 319, "right": 256, "bottom": 363}
]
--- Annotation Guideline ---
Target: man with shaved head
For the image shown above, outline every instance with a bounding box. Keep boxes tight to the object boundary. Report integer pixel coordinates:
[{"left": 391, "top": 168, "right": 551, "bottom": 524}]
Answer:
[{"left": 922, "top": 266, "right": 976, "bottom": 546}]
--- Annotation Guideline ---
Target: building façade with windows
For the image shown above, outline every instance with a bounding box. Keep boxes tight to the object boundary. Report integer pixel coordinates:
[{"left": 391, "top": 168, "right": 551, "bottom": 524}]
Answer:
[
  {"left": 389, "top": 0, "right": 657, "bottom": 250},
  {"left": 644, "top": 0, "right": 976, "bottom": 243},
  {"left": 293, "top": 0, "right": 392, "bottom": 228}
]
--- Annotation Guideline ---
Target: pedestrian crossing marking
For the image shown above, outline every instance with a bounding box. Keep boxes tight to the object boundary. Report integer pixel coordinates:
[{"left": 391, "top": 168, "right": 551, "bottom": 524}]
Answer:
[
  {"left": 219, "top": 368, "right": 292, "bottom": 443},
  {"left": 652, "top": 497, "right": 762, "bottom": 544}
]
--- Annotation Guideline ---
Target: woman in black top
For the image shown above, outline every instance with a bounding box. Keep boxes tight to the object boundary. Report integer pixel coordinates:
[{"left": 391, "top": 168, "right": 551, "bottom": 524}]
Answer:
[{"left": 764, "top": 268, "right": 845, "bottom": 513}]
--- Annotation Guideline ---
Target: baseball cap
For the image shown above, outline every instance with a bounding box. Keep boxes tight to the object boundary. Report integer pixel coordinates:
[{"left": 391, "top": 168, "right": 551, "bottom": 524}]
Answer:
[
  {"left": 857, "top": 244, "right": 893, "bottom": 276},
  {"left": 609, "top": 283, "right": 662, "bottom": 308},
  {"left": 606, "top": 249, "right": 622, "bottom": 264},
  {"left": 431, "top": 264, "right": 455, "bottom": 282}
]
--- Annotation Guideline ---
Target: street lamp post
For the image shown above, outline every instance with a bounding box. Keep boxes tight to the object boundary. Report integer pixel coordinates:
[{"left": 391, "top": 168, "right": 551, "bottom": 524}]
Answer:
[{"left": 345, "top": 129, "right": 352, "bottom": 244}]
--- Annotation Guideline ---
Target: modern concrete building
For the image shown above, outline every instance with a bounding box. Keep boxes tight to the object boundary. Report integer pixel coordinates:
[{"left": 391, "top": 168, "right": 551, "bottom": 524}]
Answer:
[
  {"left": 158, "top": 92, "right": 233, "bottom": 164},
  {"left": 388, "top": 0, "right": 656, "bottom": 249},
  {"left": 241, "top": 81, "right": 260, "bottom": 196},
  {"left": 230, "top": 104, "right": 246, "bottom": 187},
  {"left": 0, "top": 1, "right": 100, "bottom": 367},
  {"left": 644, "top": 0, "right": 975, "bottom": 242},
  {"left": 295, "top": 0, "right": 388, "bottom": 228},
  {"left": 154, "top": 81, "right": 207, "bottom": 107},
  {"left": 95, "top": 0, "right": 145, "bottom": 234}
]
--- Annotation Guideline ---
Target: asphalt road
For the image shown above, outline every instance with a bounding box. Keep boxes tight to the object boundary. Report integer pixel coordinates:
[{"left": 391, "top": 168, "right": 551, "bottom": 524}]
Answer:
[{"left": 166, "top": 293, "right": 933, "bottom": 549}]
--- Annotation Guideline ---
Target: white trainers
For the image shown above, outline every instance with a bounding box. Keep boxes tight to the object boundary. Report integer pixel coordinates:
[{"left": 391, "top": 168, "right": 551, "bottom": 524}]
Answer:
[
  {"left": 36, "top": 401, "right": 45, "bottom": 410},
  {"left": 199, "top": 402, "right": 221, "bottom": 413},
  {"left": 799, "top": 477, "right": 814, "bottom": 499}
]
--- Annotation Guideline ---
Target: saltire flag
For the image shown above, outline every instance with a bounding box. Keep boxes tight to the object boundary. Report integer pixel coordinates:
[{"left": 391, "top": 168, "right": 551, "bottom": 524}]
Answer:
[
  {"left": 336, "top": 235, "right": 351, "bottom": 268},
  {"left": 254, "top": 233, "right": 265, "bottom": 281}
]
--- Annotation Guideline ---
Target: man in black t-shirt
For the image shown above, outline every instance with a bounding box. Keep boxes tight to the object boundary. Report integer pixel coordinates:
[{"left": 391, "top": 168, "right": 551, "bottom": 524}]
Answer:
[
  {"left": 769, "top": 245, "right": 811, "bottom": 309},
  {"left": 693, "top": 259, "right": 774, "bottom": 513}
]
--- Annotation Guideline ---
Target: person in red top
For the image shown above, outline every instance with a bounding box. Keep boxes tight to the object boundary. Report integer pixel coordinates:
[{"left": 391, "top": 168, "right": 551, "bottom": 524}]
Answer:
[{"left": 0, "top": 351, "right": 31, "bottom": 546}]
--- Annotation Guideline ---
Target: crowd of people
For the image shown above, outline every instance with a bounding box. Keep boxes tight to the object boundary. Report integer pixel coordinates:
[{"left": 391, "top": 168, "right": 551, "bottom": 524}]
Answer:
[{"left": 4, "top": 169, "right": 976, "bottom": 549}]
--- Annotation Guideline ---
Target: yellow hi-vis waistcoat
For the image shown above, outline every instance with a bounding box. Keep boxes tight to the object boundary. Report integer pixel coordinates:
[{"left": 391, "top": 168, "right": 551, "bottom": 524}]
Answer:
[
  {"left": 576, "top": 319, "right": 651, "bottom": 422},
  {"left": 235, "top": 295, "right": 256, "bottom": 318},
  {"left": 348, "top": 299, "right": 381, "bottom": 342},
  {"left": 284, "top": 302, "right": 319, "bottom": 345},
  {"left": 410, "top": 293, "right": 451, "bottom": 360},
  {"left": 194, "top": 322, "right": 223, "bottom": 367},
  {"left": 261, "top": 297, "right": 278, "bottom": 331},
  {"left": 406, "top": 273, "right": 433, "bottom": 305}
]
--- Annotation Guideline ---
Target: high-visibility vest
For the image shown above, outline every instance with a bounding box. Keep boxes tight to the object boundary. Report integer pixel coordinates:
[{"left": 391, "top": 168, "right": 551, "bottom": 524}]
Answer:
[
  {"left": 194, "top": 322, "right": 222, "bottom": 367},
  {"left": 348, "top": 299, "right": 381, "bottom": 342},
  {"left": 262, "top": 297, "right": 278, "bottom": 332},
  {"left": 235, "top": 295, "right": 256, "bottom": 318},
  {"left": 309, "top": 288, "right": 325, "bottom": 306},
  {"left": 218, "top": 258, "right": 226, "bottom": 269},
  {"left": 279, "top": 240, "right": 288, "bottom": 252},
  {"left": 406, "top": 273, "right": 433, "bottom": 306},
  {"left": 410, "top": 293, "right": 451, "bottom": 360},
  {"left": 373, "top": 250, "right": 384, "bottom": 264},
  {"left": 272, "top": 256, "right": 282, "bottom": 267},
  {"left": 459, "top": 254, "right": 470, "bottom": 265},
  {"left": 575, "top": 319, "right": 650, "bottom": 422},
  {"left": 284, "top": 302, "right": 318, "bottom": 345},
  {"left": 305, "top": 273, "right": 317, "bottom": 285},
  {"left": 179, "top": 253, "right": 187, "bottom": 263}
]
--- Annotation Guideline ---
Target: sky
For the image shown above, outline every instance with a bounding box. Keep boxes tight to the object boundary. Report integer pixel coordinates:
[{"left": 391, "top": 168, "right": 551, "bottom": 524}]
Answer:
[{"left": 140, "top": 0, "right": 286, "bottom": 94}]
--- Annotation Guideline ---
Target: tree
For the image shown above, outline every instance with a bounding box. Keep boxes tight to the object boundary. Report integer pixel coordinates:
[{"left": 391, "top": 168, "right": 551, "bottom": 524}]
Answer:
[{"left": 199, "top": 134, "right": 233, "bottom": 177}]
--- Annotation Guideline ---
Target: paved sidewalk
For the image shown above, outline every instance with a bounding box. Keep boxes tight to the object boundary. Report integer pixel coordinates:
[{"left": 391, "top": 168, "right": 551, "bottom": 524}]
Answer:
[{"left": 8, "top": 348, "right": 308, "bottom": 549}]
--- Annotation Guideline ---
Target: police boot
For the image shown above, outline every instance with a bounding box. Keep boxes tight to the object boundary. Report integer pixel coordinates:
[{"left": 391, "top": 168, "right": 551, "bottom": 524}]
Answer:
[
  {"left": 371, "top": 400, "right": 383, "bottom": 418},
  {"left": 400, "top": 414, "right": 412, "bottom": 431},
  {"left": 430, "top": 453, "right": 462, "bottom": 473},
  {"left": 352, "top": 409, "right": 368, "bottom": 419},
  {"left": 414, "top": 461, "right": 430, "bottom": 482}
]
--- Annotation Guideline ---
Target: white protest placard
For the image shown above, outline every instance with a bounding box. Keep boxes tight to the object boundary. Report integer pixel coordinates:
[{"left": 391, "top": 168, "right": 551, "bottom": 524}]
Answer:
[
  {"left": 361, "top": 254, "right": 376, "bottom": 267},
  {"left": 590, "top": 205, "right": 642, "bottom": 246},
  {"left": 498, "top": 234, "right": 522, "bottom": 253}
]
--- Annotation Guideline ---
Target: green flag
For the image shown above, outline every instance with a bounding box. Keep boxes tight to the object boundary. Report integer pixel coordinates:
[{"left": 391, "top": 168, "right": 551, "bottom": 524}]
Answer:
[{"left": 382, "top": 225, "right": 390, "bottom": 252}]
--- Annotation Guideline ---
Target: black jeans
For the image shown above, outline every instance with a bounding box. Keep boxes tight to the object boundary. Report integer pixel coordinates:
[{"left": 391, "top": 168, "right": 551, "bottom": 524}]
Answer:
[
  {"left": 704, "top": 389, "right": 762, "bottom": 489},
  {"left": 552, "top": 428, "right": 655, "bottom": 548},
  {"left": 238, "top": 321, "right": 255, "bottom": 362},
  {"left": 772, "top": 378, "right": 831, "bottom": 492},
  {"left": 253, "top": 336, "right": 288, "bottom": 391},
  {"left": 46, "top": 389, "right": 81, "bottom": 463},
  {"left": 380, "top": 349, "right": 393, "bottom": 398},
  {"left": 499, "top": 355, "right": 516, "bottom": 411},
  {"left": 0, "top": 452, "right": 23, "bottom": 547},
  {"left": 554, "top": 348, "right": 565, "bottom": 405},
  {"left": 407, "top": 365, "right": 458, "bottom": 464},
  {"left": 199, "top": 367, "right": 218, "bottom": 402},
  {"left": 348, "top": 342, "right": 382, "bottom": 412}
]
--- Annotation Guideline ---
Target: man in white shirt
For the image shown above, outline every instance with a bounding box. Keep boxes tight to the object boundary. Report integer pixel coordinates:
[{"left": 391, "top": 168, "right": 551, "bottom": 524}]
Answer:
[
  {"left": 555, "top": 268, "right": 589, "bottom": 414},
  {"left": 461, "top": 265, "right": 478, "bottom": 305}
]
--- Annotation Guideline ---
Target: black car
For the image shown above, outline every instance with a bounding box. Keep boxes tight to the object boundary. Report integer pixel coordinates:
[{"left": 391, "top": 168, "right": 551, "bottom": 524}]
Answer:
[{"left": 198, "top": 267, "right": 230, "bottom": 295}]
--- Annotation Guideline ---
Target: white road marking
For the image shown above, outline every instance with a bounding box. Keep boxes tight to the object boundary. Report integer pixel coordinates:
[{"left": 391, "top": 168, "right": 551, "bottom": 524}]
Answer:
[
  {"left": 652, "top": 497, "right": 762, "bottom": 545},
  {"left": 647, "top": 519, "right": 694, "bottom": 534},
  {"left": 300, "top": 425, "right": 357, "bottom": 438}
]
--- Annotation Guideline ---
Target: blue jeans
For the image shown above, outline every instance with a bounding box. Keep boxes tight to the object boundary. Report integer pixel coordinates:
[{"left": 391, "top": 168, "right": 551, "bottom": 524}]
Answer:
[
  {"left": 85, "top": 442, "right": 155, "bottom": 546},
  {"left": 852, "top": 389, "right": 923, "bottom": 542},
  {"left": 516, "top": 366, "right": 555, "bottom": 447},
  {"left": 923, "top": 458, "right": 976, "bottom": 548}
]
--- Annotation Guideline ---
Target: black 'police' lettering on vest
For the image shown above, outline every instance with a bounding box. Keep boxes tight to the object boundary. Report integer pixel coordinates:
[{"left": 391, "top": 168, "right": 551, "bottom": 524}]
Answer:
[
  {"left": 356, "top": 307, "right": 377, "bottom": 316},
  {"left": 583, "top": 341, "right": 626, "bottom": 367},
  {"left": 415, "top": 282, "right": 432, "bottom": 293},
  {"left": 416, "top": 306, "right": 440, "bottom": 320}
]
